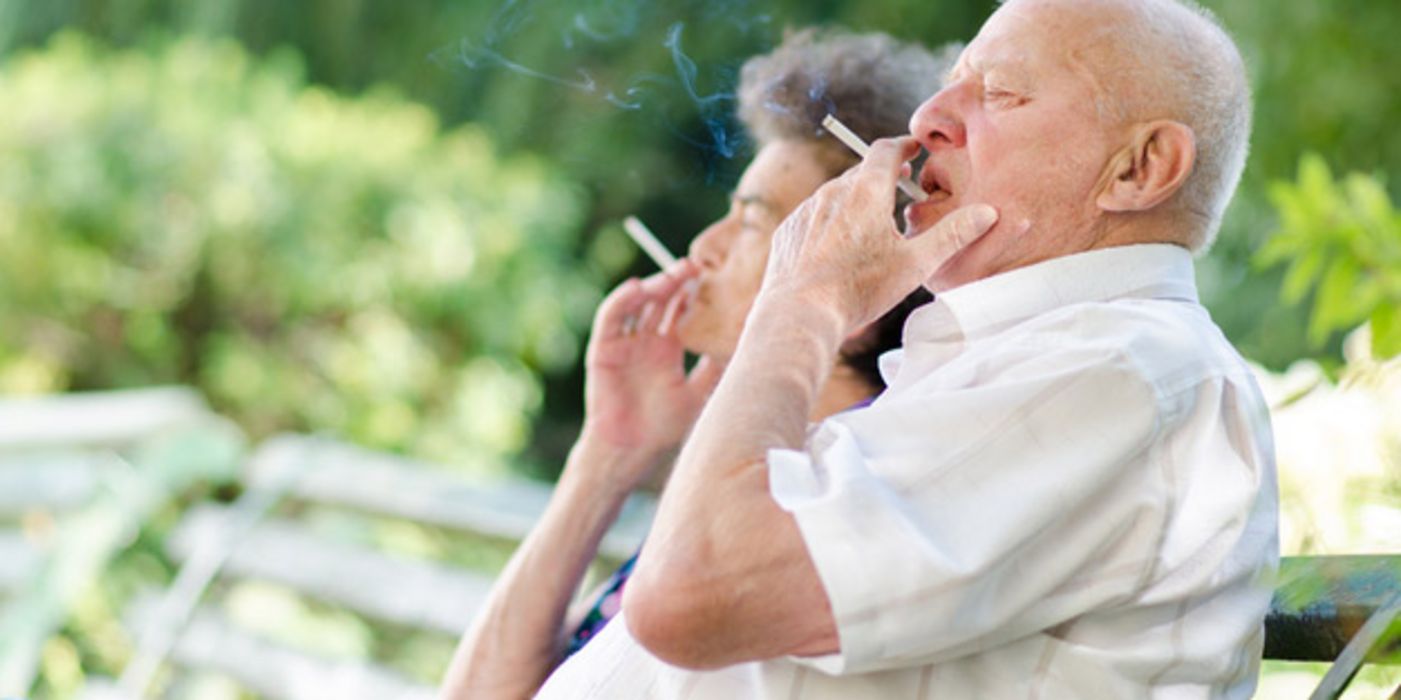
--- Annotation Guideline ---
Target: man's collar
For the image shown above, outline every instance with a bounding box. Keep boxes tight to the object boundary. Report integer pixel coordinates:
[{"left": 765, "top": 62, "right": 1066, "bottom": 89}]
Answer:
[{"left": 907, "top": 243, "right": 1199, "bottom": 343}]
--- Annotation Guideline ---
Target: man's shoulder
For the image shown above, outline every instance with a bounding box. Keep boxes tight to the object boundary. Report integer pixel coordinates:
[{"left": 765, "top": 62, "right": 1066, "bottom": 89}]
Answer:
[{"left": 1003, "top": 296, "right": 1253, "bottom": 391}]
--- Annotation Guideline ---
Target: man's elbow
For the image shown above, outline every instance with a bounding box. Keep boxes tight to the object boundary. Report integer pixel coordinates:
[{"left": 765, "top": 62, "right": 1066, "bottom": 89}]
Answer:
[{"left": 621, "top": 573, "right": 733, "bottom": 670}]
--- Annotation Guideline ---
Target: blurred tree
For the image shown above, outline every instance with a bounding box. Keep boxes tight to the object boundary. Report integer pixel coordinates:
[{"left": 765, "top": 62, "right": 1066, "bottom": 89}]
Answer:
[
  {"left": 1255, "top": 154, "right": 1401, "bottom": 362},
  {"left": 0, "top": 0, "right": 1397, "bottom": 471},
  {"left": 0, "top": 33, "right": 629, "bottom": 471},
  {"left": 1202, "top": 0, "right": 1401, "bottom": 368}
]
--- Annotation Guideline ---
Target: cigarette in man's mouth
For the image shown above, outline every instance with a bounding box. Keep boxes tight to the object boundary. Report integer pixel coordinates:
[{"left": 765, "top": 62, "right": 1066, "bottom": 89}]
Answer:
[
  {"left": 821, "top": 114, "right": 929, "bottom": 203},
  {"left": 623, "top": 216, "right": 679, "bottom": 270}
]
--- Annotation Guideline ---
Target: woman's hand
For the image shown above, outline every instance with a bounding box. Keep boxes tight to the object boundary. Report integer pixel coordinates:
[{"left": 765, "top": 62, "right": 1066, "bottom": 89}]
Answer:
[{"left": 579, "top": 260, "right": 725, "bottom": 488}]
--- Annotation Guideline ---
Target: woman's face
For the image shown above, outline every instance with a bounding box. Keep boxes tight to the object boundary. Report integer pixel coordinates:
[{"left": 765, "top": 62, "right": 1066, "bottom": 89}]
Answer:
[{"left": 675, "top": 140, "right": 835, "bottom": 359}]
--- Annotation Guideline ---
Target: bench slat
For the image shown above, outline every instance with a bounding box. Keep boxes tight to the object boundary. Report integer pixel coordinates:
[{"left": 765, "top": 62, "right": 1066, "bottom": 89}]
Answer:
[
  {"left": 0, "top": 387, "right": 209, "bottom": 450},
  {"left": 0, "top": 453, "right": 100, "bottom": 515},
  {"left": 246, "top": 434, "right": 653, "bottom": 560},
  {"left": 0, "top": 531, "right": 40, "bottom": 594},
  {"left": 166, "top": 504, "right": 496, "bottom": 634},
  {"left": 1265, "top": 554, "right": 1401, "bottom": 662},
  {"left": 126, "top": 598, "right": 435, "bottom": 700}
]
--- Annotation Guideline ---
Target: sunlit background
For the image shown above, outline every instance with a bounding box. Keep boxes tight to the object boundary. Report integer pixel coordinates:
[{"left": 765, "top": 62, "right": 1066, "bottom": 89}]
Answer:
[{"left": 0, "top": 0, "right": 1397, "bottom": 697}]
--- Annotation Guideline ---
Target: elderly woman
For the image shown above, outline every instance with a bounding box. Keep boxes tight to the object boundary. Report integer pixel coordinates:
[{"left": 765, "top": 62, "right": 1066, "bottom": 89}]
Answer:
[{"left": 440, "top": 28, "right": 950, "bottom": 699}]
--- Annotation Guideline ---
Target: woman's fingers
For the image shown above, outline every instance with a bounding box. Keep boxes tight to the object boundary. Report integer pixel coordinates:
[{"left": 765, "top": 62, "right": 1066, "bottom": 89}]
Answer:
[
  {"left": 635, "top": 300, "right": 661, "bottom": 335},
  {"left": 685, "top": 355, "right": 726, "bottom": 395},
  {"left": 596, "top": 278, "right": 648, "bottom": 338},
  {"left": 637, "top": 260, "right": 697, "bottom": 301},
  {"left": 656, "top": 279, "right": 695, "bottom": 337},
  {"left": 597, "top": 260, "right": 698, "bottom": 338}
]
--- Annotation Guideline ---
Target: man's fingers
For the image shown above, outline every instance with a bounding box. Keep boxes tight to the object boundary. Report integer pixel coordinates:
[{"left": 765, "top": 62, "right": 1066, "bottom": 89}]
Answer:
[
  {"left": 860, "top": 138, "right": 919, "bottom": 178},
  {"left": 859, "top": 137, "right": 921, "bottom": 190},
  {"left": 863, "top": 136, "right": 920, "bottom": 170},
  {"left": 907, "top": 204, "right": 999, "bottom": 261}
]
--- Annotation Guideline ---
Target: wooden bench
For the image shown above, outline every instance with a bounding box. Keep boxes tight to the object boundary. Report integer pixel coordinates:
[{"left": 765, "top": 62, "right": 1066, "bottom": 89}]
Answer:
[
  {"left": 119, "top": 438, "right": 1397, "bottom": 700},
  {"left": 103, "top": 433, "right": 655, "bottom": 700},
  {"left": 0, "top": 388, "right": 238, "bottom": 698},
  {"left": 1265, "top": 555, "right": 1401, "bottom": 699},
  {"left": 4, "top": 390, "right": 1395, "bottom": 698}
]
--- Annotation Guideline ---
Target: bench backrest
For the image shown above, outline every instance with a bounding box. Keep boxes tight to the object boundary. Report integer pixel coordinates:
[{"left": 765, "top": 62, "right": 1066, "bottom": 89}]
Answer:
[
  {"left": 0, "top": 388, "right": 235, "bottom": 698},
  {"left": 114, "top": 434, "right": 654, "bottom": 700}
]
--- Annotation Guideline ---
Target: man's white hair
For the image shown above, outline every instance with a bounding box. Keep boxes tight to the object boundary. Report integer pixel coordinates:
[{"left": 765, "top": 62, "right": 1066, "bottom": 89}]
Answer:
[
  {"left": 1119, "top": 0, "right": 1252, "bottom": 253},
  {"left": 1003, "top": 0, "right": 1253, "bottom": 252}
]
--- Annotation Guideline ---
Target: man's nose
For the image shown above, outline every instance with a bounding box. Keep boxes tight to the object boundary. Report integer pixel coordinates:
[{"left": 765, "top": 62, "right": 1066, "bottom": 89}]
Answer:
[{"left": 908, "top": 88, "right": 967, "bottom": 152}]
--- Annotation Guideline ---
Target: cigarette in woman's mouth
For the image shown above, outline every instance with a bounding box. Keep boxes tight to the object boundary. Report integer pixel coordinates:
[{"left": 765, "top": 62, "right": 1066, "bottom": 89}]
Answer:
[
  {"left": 821, "top": 114, "right": 928, "bottom": 202},
  {"left": 623, "top": 216, "right": 679, "bottom": 270}
]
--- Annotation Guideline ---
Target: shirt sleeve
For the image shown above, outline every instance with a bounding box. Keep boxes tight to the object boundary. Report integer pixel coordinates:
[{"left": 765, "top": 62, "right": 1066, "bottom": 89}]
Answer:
[{"left": 767, "top": 348, "right": 1172, "bottom": 675}]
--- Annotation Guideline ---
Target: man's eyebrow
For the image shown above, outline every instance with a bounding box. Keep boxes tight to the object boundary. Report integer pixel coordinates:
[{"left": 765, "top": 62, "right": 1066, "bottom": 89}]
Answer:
[{"left": 944, "top": 53, "right": 981, "bottom": 86}]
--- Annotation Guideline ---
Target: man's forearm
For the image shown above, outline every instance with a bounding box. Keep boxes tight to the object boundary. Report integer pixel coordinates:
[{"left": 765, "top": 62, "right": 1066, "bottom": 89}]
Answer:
[
  {"left": 641, "top": 293, "right": 845, "bottom": 581},
  {"left": 677, "top": 294, "right": 846, "bottom": 478},
  {"left": 439, "top": 436, "right": 652, "bottom": 699},
  {"left": 622, "top": 293, "right": 847, "bottom": 666}
]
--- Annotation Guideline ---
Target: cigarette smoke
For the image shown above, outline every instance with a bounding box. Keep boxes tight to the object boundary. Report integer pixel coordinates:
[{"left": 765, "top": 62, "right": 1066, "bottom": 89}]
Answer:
[{"left": 437, "top": 0, "right": 776, "bottom": 163}]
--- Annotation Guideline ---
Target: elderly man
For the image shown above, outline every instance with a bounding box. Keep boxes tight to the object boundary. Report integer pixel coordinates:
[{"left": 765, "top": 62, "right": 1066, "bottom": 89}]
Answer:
[{"left": 536, "top": 0, "right": 1277, "bottom": 697}]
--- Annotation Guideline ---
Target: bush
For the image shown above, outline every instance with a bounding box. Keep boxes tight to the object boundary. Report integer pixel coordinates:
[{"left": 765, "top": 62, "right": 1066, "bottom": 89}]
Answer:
[
  {"left": 0, "top": 33, "right": 628, "bottom": 471},
  {"left": 1255, "top": 154, "right": 1401, "bottom": 362}
]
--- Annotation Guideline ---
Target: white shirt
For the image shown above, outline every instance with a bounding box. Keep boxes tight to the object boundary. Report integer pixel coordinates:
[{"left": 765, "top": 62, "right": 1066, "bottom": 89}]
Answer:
[{"left": 537, "top": 244, "right": 1279, "bottom": 699}]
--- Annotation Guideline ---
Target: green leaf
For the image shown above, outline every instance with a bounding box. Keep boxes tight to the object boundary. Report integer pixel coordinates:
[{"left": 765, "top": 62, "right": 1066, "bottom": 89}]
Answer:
[
  {"left": 1297, "top": 154, "right": 1341, "bottom": 231},
  {"left": 1280, "top": 247, "right": 1326, "bottom": 305},
  {"left": 1371, "top": 304, "right": 1401, "bottom": 360},
  {"left": 1308, "top": 257, "right": 1359, "bottom": 346},
  {"left": 1254, "top": 231, "right": 1303, "bottom": 269},
  {"left": 1346, "top": 174, "right": 1396, "bottom": 231}
]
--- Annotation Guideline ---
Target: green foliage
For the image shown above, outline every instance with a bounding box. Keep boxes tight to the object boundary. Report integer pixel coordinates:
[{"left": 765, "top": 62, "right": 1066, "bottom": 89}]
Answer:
[
  {"left": 1255, "top": 154, "right": 1401, "bottom": 359},
  {"left": 2, "top": 0, "right": 1398, "bottom": 431},
  {"left": 0, "top": 33, "right": 623, "bottom": 469},
  {"left": 1171, "top": 0, "right": 1401, "bottom": 370}
]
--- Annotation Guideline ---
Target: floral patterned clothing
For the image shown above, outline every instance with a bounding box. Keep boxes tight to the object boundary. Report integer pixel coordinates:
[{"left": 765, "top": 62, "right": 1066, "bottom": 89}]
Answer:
[{"left": 565, "top": 551, "right": 638, "bottom": 657}]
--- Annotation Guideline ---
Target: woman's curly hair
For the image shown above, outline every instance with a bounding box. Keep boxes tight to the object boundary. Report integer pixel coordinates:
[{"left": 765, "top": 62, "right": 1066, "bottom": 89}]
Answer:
[
  {"left": 738, "top": 27, "right": 957, "bottom": 177},
  {"left": 736, "top": 28, "right": 958, "bottom": 390}
]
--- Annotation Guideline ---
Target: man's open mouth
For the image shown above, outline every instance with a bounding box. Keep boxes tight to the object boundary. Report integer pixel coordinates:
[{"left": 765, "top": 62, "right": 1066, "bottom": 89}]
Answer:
[{"left": 920, "top": 166, "right": 954, "bottom": 204}]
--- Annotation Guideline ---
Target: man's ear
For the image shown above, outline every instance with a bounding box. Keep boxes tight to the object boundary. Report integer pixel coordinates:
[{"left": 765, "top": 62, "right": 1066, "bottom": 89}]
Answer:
[{"left": 1096, "top": 120, "right": 1196, "bottom": 213}]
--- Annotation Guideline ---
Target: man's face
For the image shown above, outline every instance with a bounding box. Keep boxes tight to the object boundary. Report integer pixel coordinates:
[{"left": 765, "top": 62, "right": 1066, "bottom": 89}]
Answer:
[{"left": 906, "top": 0, "right": 1122, "bottom": 291}]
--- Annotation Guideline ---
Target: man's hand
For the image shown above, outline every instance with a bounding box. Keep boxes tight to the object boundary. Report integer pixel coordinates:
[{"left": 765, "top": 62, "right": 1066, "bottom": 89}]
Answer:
[
  {"left": 761, "top": 137, "right": 998, "bottom": 332},
  {"left": 624, "top": 139, "right": 998, "bottom": 669},
  {"left": 580, "top": 261, "right": 725, "bottom": 490}
]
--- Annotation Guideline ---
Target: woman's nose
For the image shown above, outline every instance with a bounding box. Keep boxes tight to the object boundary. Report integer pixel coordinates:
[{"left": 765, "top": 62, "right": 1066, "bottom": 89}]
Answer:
[{"left": 688, "top": 221, "right": 732, "bottom": 271}]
